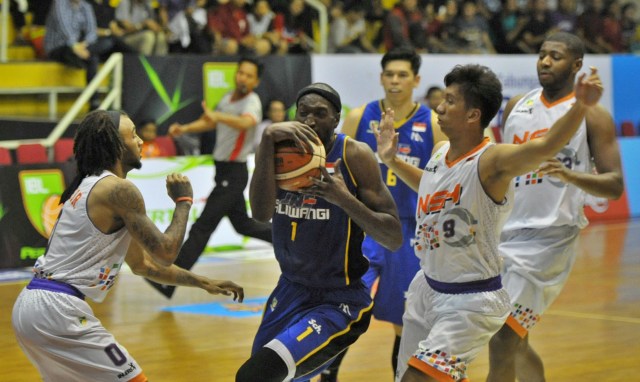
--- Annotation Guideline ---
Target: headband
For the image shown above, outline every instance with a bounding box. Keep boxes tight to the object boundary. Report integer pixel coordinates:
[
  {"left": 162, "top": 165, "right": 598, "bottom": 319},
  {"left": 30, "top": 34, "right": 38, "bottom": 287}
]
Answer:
[
  {"left": 296, "top": 85, "right": 341, "bottom": 113},
  {"left": 106, "top": 110, "right": 121, "bottom": 130}
]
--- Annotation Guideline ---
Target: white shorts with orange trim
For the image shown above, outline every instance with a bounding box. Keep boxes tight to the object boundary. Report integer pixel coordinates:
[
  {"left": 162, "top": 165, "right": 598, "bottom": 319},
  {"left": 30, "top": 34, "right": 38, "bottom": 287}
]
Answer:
[
  {"left": 395, "top": 272, "right": 510, "bottom": 382},
  {"left": 12, "top": 287, "right": 146, "bottom": 382},
  {"left": 499, "top": 225, "right": 580, "bottom": 338}
]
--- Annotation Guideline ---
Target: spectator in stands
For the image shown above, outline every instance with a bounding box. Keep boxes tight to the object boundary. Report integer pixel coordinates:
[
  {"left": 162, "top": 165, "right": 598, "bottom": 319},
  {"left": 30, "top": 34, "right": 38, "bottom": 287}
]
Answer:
[
  {"left": 491, "top": 0, "right": 528, "bottom": 53},
  {"left": 621, "top": 2, "right": 638, "bottom": 52},
  {"left": 272, "top": 0, "right": 316, "bottom": 54},
  {"left": 9, "top": 0, "right": 28, "bottom": 43},
  {"left": 430, "top": 0, "right": 464, "bottom": 53},
  {"left": 422, "top": 85, "right": 444, "bottom": 110},
  {"left": 89, "top": 0, "right": 137, "bottom": 61},
  {"left": 115, "top": 0, "right": 169, "bottom": 56},
  {"left": 10, "top": 0, "right": 50, "bottom": 58},
  {"left": 455, "top": 0, "right": 496, "bottom": 54},
  {"left": 551, "top": 0, "right": 579, "bottom": 33},
  {"left": 248, "top": 0, "right": 276, "bottom": 35},
  {"left": 426, "top": 0, "right": 464, "bottom": 53},
  {"left": 329, "top": 2, "right": 376, "bottom": 53},
  {"left": 44, "top": 0, "right": 102, "bottom": 110},
  {"left": 578, "top": 0, "right": 609, "bottom": 53},
  {"left": 364, "top": 0, "right": 388, "bottom": 50},
  {"left": 383, "top": 0, "right": 426, "bottom": 52},
  {"left": 137, "top": 120, "right": 163, "bottom": 158},
  {"left": 254, "top": 99, "right": 286, "bottom": 150},
  {"left": 602, "top": 0, "right": 625, "bottom": 52},
  {"left": 247, "top": 0, "right": 288, "bottom": 55},
  {"left": 158, "top": 0, "right": 211, "bottom": 54},
  {"left": 475, "top": 0, "right": 502, "bottom": 19},
  {"left": 516, "top": 0, "right": 554, "bottom": 53},
  {"left": 208, "top": 0, "right": 272, "bottom": 56}
]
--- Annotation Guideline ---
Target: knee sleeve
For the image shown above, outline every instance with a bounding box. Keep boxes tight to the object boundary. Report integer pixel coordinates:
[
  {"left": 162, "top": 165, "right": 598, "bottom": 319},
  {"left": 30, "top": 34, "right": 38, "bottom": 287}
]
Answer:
[{"left": 236, "top": 347, "right": 288, "bottom": 382}]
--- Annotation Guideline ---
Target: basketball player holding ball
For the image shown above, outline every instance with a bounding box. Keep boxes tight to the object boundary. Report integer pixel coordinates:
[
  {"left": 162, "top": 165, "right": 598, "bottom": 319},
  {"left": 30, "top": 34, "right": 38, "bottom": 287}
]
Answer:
[
  {"left": 236, "top": 83, "right": 402, "bottom": 382},
  {"left": 273, "top": 138, "right": 326, "bottom": 192}
]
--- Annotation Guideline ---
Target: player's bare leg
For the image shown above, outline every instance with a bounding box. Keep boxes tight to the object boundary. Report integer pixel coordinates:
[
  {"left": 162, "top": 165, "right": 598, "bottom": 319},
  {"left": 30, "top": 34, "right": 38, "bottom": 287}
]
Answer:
[{"left": 487, "top": 324, "right": 545, "bottom": 382}]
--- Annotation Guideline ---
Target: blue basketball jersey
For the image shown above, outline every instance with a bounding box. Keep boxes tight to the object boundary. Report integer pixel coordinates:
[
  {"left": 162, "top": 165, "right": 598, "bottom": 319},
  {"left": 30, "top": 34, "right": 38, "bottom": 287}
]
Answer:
[
  {"left": 355, "top": 101, "right": 435, "bottom": 219},
  {"left": 272, "top": 134, "right": 367, "bottom": 288}
]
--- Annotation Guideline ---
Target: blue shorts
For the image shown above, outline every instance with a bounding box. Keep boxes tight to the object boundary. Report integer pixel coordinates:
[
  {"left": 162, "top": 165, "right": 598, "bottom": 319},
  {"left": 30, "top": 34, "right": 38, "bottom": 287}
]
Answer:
[
  {"left": 252, "top": 276, "right": 373, "bottom": 381},
  {"left": 361, "top": 219, "right": 419, "bottom": 326}
]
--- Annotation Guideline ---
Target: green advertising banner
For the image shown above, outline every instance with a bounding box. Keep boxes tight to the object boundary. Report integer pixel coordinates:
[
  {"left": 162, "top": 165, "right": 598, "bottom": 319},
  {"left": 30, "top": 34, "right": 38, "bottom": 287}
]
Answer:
[
  {"left": 18, "top": 169, "right": 65, "bottom": 238},
  {"left": 0, "top": 162, "right": 76, "bottom": 269},
  {"left": 121, "top": 54, "right": 312, "bottom": 137},
  {"left": 203, "top": 63, "right": 237, "bottom": 109}
]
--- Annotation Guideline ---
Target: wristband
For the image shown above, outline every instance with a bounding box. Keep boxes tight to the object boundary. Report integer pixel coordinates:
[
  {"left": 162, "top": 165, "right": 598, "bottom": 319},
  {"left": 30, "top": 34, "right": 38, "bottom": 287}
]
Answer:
[{"left": 175, "top": 196, "right": 193, "bottom": 205}]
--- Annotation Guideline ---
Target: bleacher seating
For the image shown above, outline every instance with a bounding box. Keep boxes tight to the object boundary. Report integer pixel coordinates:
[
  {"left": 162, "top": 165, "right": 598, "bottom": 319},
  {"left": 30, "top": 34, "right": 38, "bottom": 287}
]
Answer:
[
  {"left": 53, "top": 138, "right": 74, "bottom": 162},
  {"left": 0, "top": 148, "right": 12, "bottom": 165},
  {"left": 16, "top": 143, "right": 48, "bottom": 164},
  {"left": 0, "top": 62, "right": 107, "bottom": 119}
]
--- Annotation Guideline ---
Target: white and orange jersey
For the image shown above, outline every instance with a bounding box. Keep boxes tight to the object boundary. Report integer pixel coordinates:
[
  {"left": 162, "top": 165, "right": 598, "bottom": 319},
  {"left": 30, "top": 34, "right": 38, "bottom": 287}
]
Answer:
[
  {"left": 502, "top": 88, "right": 590, "bottom": 231},
  {"left": 415, "top": 138, "right": 513, "bottom": 283},
  {"left": 33, "top": 171, "right": 132, "bottom": 302}
]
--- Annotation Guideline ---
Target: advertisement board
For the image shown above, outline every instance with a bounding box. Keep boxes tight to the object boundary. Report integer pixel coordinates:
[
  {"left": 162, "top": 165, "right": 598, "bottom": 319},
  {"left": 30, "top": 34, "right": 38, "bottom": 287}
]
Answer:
[{"left": 0, "top": 156, "right": 269, "bottom": 269}]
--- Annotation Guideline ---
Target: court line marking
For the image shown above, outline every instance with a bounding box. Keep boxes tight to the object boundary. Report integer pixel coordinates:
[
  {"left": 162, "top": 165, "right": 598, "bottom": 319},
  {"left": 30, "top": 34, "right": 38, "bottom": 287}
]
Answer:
[{"left": 547, "top": 309, "right": 640, "bottom": 324}]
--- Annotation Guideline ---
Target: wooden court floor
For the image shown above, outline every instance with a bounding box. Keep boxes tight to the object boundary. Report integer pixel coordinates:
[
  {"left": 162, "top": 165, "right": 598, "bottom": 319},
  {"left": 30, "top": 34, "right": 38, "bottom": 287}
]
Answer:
[{"left": 1, "top": 219, "right": 639, "bottom": 381}]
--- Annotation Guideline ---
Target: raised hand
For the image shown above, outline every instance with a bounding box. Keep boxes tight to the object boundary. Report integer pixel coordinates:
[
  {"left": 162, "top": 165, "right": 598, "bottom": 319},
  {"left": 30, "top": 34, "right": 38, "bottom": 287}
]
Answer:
[
  {"left": 72, "top": 42, "right": 90, "bottom": 59},
  {"left": 166, "top": 173, "right": 193, "bottom": 202},
  {"left": 301, "top": 158, "right": 351, "bottom": 207},
  {"left": 575, "top": 66, "right": 603, "bottom": 107},
  {"left": 265, "top": 121, "right": 320, "bottom": 152},
  {"left": 168, "top": 123, "right": 183, "bottom": 137},
  {"left": 373, "top": 108, "right": 399, "bottom": 165},
  {"left": 538, "top": 158, "right": 572, "bottom": 183}
]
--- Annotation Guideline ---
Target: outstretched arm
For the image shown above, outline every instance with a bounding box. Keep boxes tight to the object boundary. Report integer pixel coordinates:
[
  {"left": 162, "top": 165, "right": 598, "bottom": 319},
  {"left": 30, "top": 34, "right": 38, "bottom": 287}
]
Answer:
[
  {"left": 204, "top": 95, "right": 260, "bottom": 131},
  {"left": 106, "top": 174, "right": 193, "bottom": 266},
  {"left": 168, "top": 101, "right": 219, "bottom": 136},
  {"left": 538, "top": 104, "right": 623, "bottom": 199},
  {"left": 374, "top": 109, "right": 425, "bottom": 192},
  {"left": 481, "top": 67, "right": 604, "bottom": 201},
  {"left": 211, "top": 111, "right": 258, "bottom": 131},
  {"left": 125, "top": 241, "right": 243, "bottom": 301}
]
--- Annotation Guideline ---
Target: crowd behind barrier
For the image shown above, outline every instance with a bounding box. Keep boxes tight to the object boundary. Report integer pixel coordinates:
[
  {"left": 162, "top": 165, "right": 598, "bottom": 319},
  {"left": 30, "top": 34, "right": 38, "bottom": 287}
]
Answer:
[{"left": 5, "top": 0, "right": 640, "bottom": 61}]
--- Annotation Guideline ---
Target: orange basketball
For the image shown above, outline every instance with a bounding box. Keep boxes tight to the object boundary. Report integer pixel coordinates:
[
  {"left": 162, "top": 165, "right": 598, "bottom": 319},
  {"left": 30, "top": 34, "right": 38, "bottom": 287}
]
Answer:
[{"left": 274, "top": 139, "right": 326, "bottom": 192}]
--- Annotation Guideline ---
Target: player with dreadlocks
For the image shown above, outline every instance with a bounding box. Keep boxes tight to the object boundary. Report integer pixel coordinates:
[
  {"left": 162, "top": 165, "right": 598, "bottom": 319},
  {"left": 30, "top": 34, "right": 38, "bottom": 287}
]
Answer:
[{"left": 12, "top": 110, "right": 244, "bottom": 382}]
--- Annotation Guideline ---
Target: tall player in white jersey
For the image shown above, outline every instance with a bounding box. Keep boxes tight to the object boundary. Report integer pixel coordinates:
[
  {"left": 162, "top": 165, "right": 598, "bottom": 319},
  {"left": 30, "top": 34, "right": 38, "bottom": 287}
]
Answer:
[
  {"left": 375, "top": 63, "right": 604, "bottom": 382},
  {"left": 12, "top": 110, "right": 244, "bottom": 382},
  {"left": 486, "top": 33, "right": 624, "bottom": 382}
]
